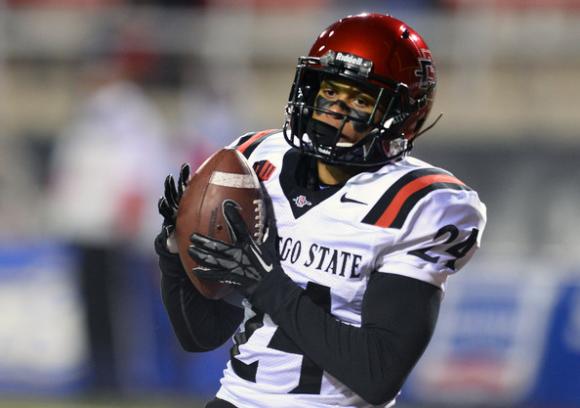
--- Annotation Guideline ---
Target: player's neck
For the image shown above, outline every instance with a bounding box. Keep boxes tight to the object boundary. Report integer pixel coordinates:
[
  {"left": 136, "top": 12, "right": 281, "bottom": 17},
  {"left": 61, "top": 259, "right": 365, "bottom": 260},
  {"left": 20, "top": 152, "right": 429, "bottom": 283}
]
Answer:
[{"left": 316, "top": 160, "right": 361, "bottom": 185}]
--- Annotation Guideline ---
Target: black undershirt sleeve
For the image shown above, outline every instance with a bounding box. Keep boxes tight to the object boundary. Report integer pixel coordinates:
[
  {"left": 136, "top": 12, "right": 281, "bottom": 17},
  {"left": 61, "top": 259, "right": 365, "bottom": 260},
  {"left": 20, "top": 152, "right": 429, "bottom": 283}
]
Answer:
[
  {"left": 248, "top": 269, "right": 442, "bottom": 405},
  {"left": 155, "top": 233, "right": 244, "bottom": 352}
]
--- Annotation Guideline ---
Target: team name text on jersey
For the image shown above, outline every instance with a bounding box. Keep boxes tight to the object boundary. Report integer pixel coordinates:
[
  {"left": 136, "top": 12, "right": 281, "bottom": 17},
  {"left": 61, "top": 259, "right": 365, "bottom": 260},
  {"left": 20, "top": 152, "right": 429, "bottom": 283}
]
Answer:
[{"left": 279, "top": 236, "right": 363, "bottom": 279}]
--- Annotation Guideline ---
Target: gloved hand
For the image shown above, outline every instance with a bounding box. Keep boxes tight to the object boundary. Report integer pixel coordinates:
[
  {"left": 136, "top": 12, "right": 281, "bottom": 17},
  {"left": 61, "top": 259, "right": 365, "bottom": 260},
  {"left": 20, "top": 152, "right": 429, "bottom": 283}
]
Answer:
[
  {"left": 188, "top": 189, "right": 280, "bottom": 297},
  {"left": 157, "top": 163, "right": 190, "bottom": 253}
]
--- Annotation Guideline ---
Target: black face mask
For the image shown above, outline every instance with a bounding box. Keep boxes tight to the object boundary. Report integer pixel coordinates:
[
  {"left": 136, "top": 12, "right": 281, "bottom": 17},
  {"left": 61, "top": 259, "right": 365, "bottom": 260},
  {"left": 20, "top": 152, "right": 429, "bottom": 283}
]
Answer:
[{"left": 284, "top": 62, "right": 418, "bottom": 167}]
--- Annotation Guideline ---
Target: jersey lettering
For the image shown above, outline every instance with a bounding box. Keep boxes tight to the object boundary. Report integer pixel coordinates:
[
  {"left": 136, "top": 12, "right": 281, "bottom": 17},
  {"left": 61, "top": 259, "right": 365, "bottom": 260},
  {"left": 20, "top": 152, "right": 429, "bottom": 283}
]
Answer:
[
  {"left": 408, "top": 224, "right": 480, "bottom": 270},
  {"left": 230, "top": 311, "right": 263, "bottom": 382},
  {"left": 230, "top": 282, "right": 331, "bottom": 394},
  {"left": 278, "top": 236, "right": 363, "bottom": 279}
]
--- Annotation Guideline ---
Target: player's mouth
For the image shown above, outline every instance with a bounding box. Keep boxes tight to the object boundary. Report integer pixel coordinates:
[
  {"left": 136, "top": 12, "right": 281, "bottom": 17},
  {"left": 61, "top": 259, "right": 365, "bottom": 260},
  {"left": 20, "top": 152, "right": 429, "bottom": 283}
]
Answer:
[{"left": 309, "top": 116, "right": 362, "bottom": 148}]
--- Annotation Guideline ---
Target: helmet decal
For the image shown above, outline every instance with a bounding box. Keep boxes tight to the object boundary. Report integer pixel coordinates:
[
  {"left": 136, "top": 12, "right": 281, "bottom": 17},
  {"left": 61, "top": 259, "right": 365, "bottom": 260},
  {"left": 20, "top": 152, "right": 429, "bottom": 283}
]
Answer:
[
  {"left": 414, "top": 49, "right": 436, "bottom": 90},
  {"left": 320, "top": 50, "right": 374, "bottom": 78}
]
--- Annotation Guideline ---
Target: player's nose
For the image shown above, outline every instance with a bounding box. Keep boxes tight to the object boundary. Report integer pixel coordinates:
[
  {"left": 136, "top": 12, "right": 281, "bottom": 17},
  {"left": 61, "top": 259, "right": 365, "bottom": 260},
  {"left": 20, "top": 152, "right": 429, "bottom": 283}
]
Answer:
[{"left": 327, "top": 99, "right": 350, "bottom": 116}]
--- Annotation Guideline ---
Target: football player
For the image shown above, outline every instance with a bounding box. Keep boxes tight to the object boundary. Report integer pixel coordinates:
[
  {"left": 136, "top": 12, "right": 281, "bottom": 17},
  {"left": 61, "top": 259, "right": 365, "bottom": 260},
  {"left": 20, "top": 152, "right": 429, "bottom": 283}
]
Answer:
[{"left": 156, "top": 13, "right": 486, "bottom": 408}]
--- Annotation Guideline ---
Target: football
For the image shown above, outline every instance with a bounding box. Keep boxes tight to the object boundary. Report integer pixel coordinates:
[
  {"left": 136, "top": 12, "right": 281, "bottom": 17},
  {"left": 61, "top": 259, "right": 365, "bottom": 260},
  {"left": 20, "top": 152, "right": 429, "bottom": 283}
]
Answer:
[{"left": 175, "top": 148, "right": 265, "bottom": 299}]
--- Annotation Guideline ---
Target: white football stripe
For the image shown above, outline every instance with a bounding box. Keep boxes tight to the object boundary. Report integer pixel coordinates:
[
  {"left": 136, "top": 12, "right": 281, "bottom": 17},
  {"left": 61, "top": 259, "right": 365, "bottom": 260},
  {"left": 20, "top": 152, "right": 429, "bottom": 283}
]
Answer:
[{"left": 210, "top": 171, "right": 256, "bottom": 188}]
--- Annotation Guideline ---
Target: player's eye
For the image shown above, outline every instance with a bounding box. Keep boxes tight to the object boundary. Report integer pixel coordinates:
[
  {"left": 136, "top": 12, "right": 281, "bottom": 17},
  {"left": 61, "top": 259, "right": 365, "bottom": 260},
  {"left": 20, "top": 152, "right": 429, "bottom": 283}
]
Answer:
[
  {"left": 353, "top": 96, "right": 374, "bottom": 110},
  {"left": 321, "top": 87, "right": 337, "bottom": 98}
]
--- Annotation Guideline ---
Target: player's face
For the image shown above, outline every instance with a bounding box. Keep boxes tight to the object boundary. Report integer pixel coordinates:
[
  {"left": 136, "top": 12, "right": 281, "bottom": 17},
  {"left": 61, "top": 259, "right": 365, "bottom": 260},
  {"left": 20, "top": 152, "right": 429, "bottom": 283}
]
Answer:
[{"left": 312, "top": 79, "right": 382, "bottom": 145}]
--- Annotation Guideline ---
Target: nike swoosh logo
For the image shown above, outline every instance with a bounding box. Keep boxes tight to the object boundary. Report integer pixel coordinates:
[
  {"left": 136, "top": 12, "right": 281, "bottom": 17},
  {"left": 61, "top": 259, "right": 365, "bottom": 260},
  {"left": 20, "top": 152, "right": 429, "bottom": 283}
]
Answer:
[
  {"left": 250, "top": 245, "right": 273, "bottom": 272},
  {"left": 340, "top": 193, "right": 367, "bottom": 205}
]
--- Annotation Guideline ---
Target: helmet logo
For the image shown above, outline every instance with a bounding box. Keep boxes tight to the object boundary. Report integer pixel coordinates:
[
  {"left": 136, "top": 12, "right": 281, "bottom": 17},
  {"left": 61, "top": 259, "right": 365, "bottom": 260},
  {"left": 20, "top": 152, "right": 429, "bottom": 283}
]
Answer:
[
  {"left": 414, "top": 49, "right": 435, "bottom": 89},
  {"left": 336, "top": 52, "right": 364, "bottom": 66},
  {"left": 320, "top": 50, "right": 373, "bottom": 77}
]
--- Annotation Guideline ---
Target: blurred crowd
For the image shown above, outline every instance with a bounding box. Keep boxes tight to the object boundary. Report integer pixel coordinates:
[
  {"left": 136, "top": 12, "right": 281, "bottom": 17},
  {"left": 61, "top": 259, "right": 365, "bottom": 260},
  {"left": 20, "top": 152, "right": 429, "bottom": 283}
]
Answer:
[{"left": 0, "top": 0, "right": 449, "bottom": 245}]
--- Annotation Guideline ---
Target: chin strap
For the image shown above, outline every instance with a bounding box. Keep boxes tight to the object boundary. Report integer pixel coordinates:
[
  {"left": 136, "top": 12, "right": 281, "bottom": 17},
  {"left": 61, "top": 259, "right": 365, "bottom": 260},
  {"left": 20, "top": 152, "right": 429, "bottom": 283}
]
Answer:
[{"left": 412, "top": 113, "right": 443, "bottom": 142}]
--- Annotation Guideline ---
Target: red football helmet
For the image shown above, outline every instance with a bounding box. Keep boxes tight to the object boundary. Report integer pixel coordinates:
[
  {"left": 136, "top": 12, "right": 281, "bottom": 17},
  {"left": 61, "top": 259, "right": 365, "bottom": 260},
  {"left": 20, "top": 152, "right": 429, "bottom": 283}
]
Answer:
[{"left": 284, "top": 13, "right": 438, "bottom": 167}]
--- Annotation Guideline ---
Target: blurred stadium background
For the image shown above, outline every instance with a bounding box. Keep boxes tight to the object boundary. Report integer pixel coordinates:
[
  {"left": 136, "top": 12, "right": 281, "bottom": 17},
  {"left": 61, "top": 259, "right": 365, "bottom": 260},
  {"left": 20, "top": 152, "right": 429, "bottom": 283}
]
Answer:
[{"left": 1, "top": 0, "right": 580, "bottom": 407}]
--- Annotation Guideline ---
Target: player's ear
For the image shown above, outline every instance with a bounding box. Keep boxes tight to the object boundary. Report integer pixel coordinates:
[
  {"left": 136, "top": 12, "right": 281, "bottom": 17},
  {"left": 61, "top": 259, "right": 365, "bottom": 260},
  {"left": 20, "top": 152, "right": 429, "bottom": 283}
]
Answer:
[{"left": 222, "top": 199, "right": 249, "bottom": 243}]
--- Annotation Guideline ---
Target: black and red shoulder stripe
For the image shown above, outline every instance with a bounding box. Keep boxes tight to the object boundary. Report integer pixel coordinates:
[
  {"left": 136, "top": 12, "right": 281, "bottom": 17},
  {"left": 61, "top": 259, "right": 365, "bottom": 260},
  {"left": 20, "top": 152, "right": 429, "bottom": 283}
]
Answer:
[
  {"left": 362, "top": 168, "right": 472, "bottom": 229},
  {"left": 235, "top": 129, "right": 279, "bottom": 158}
]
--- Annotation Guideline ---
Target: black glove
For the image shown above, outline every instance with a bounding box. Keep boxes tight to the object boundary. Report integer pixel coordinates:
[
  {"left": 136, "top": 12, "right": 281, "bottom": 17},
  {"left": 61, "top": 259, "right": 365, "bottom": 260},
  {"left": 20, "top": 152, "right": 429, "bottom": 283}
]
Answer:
[
  {"left": 188, "top": 190, "right": 280, "bottom": 297},
  {"left": 157, "top": 163, "right": 190, "bottom": 253},
  {"left": 154, "top": 227, "right": 187, "bottom": 279}
]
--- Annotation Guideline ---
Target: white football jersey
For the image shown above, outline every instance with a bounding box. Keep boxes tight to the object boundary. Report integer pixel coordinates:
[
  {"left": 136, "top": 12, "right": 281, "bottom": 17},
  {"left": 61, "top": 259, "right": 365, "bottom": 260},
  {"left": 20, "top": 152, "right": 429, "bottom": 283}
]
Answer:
[{"left": 216, "top": 130, "right": 487, "bottom": 408}]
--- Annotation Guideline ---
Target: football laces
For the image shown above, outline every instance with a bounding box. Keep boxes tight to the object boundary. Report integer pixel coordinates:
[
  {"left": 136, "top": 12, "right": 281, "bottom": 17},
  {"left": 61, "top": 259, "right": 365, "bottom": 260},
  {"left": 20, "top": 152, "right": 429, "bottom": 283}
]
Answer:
[{"left": 253, "top": 199, "right": 266, "bottom": 243}]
